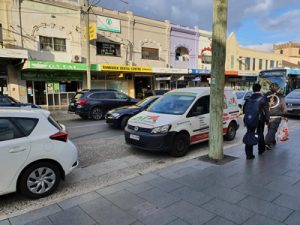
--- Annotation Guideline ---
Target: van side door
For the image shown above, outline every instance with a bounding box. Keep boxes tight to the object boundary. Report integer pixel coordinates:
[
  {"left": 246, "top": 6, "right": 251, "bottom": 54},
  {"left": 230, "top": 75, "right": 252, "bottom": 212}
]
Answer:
[{"left": 187, "top": 95, "right": 210, "bottom": 144}]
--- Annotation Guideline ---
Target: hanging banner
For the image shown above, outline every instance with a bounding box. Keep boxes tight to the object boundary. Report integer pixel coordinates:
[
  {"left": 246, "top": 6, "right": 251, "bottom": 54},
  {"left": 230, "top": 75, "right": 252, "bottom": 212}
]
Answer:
[{"left": 97, "top": 16, "right": 121, "bottom": 33}]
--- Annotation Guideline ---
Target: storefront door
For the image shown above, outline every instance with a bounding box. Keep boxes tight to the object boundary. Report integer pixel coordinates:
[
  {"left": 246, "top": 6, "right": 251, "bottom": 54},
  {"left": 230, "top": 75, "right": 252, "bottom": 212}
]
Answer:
[
  {"left": 134, "top": 76, "right": 152, "bottom": 99},
  {"left": 26, "top": 81, "right": 46, "bottom": 105}
]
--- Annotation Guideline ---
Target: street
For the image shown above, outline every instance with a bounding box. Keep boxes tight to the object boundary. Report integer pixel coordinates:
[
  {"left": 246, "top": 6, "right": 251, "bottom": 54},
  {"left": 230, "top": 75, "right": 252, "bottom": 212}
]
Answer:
[{"left": 0, "top": 114, "right": 299, "bottom": 220}]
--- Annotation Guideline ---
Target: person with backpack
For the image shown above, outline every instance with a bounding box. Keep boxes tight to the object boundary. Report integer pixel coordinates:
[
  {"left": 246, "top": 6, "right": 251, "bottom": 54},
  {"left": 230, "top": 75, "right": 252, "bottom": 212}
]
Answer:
[
  {"left": 243, "top": 83, "right": 270, "bottom": 160},
  {"left": 265, "top": 83, "right": 287, "bottom": 150}
]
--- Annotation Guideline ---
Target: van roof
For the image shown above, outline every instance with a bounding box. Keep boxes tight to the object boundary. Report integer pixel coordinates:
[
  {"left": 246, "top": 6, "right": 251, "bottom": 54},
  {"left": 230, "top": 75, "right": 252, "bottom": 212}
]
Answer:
[{"left": 169, "top": 87, "right": 234, "bottom": 97}]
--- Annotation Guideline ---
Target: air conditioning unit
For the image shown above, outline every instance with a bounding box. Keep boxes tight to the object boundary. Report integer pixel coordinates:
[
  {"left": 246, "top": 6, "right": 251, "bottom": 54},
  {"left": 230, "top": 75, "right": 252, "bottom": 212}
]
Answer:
[{"left": 72, "top": 55, "right": 82, "bottom": 63}]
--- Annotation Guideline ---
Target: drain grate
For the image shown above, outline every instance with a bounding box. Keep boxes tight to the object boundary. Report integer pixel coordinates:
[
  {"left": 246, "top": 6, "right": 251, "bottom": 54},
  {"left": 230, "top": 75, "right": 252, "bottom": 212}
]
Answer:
[{"left": 198, "top": 154, "right": 239, "bottom": 165}]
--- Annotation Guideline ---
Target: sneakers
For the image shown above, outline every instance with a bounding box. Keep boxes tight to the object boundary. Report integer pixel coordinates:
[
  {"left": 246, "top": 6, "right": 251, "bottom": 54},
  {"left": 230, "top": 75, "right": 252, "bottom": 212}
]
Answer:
[
  {"left": 265, "top": 144, "right": 272, "bottom": 150},
  {"left": 246, "top": 155, "right": 255, "bottom": 160}
]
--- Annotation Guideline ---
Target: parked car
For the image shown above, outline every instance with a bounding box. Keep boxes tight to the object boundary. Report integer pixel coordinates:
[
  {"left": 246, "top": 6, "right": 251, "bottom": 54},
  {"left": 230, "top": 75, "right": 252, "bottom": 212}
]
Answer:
[
  {"left": 68, "top": 89, "right": 140, "bottom": 120},
  {"left": 0, "top": 95, "right": 40, "bottom": 108},
  {"left": 125, "top": 87, "right": 240, "bottom": 157},
  {"left": 0, "top": 108, "right": 78, "bottom": 198},
  {"left": 106, "top": 96, "right": 160, "bottom": 129},
  {"left": 285, "top": 89, "right": 300, "bottom": 116},
  {"left": 235, "top": 91, "right": 252, "bottom": 109}
]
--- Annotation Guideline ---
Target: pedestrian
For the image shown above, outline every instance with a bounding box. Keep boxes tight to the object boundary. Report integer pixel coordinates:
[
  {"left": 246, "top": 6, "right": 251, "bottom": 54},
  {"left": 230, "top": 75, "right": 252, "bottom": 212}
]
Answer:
[
  {"left": 243, "top": 83, "right": 269, "bottom": 160},
  {"left": 265, "top": 83, "right": 288, "bottom": 150}
]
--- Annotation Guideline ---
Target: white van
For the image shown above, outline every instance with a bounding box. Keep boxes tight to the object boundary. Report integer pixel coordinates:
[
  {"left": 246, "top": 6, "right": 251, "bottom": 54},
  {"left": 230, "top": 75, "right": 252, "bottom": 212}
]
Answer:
[{"left": 125, "top": 87, "right": 240, "bottom": 157}]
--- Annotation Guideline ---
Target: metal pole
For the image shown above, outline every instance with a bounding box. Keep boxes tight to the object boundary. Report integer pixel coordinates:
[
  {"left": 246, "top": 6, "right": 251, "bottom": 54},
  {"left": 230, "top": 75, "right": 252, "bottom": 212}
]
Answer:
[
  {"left": 208, "top": 0, "right": 228, "bottom": 160},
  {"left": 84, "top": 0, "right": 91, "bottom": 89}
]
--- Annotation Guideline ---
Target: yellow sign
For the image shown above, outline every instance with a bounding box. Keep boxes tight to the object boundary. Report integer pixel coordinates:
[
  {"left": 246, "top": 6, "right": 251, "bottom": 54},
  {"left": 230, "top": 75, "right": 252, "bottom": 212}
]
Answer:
[
  {"left": 89, "top": 23, "right": 96, "bottom": 41},
  {"left": 100, "top": 64, "right": 152, "bottom": 73}
]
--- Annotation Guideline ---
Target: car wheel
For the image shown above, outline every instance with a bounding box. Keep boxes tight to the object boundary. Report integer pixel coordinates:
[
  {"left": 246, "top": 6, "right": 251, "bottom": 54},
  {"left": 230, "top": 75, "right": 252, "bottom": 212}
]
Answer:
[
  {"left": 224, "top": 122, "right": 237, "bottom": 141},
  {"left": 91, "top": 107, "right": 103, "bottom": 120},
  {"left": 120, "top": 116, "right": 130, "bottom": 129},
  {"left": 18, "top": 162, "right": 61, "bottom": 198},
  {"left": 170, "top": 133, "right": 189, "bottom": 157}
]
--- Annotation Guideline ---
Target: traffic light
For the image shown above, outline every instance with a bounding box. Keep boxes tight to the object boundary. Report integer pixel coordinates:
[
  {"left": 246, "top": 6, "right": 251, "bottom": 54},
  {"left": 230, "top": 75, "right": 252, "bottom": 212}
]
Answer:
[{"left": 89, "top": 23, "right": 96, "bottom": 41}]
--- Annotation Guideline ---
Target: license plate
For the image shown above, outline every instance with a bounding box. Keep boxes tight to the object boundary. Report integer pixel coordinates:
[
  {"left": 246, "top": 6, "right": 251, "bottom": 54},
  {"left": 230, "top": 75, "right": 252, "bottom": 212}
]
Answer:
[{"left": 130, "top": 134, "right": 140, "bottom": 141}]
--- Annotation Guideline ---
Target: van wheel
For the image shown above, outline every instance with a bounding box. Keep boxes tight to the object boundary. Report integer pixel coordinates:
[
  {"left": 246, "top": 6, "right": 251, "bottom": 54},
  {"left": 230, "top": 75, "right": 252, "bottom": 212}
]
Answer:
[
  {"left": 91, "top": 107, "right": 103, "bottom": 120},
  {"left": 120, "top": 116, "right": 130, "bottom": 129},
  {"left": 18, "top": 162, "right": 61, "bottom": 199},
  {"left": 170, "top": 133, "right": 189, "bottom": 157},
  {"left": 224, "top": 122, "right": 237, "bottom": 141}
]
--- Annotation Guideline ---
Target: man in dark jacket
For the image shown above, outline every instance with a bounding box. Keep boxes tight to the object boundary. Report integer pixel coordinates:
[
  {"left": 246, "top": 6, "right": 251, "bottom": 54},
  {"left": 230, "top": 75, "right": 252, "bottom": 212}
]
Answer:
[
  {"left": 265, "top": 83, "right": 287, "bottom": 150},
  {"left": 243, "top": 83, "right": 270, "bottom": 160}
]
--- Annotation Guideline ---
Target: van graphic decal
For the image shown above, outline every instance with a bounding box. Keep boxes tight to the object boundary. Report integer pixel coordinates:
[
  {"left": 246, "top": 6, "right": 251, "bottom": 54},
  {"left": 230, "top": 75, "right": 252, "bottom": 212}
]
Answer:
[{"left": 132, "top": 115, "right": 159, "bottom": 124}]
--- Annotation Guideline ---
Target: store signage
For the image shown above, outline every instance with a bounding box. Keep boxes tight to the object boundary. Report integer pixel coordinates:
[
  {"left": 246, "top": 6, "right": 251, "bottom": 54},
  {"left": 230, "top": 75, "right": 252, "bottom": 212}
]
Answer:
[
  {"left": 0, "top": 48, "right": 28, "bottom": 59},
  {"left": 225, "top": 70, "right": 239, "bottom": 76},
  {"left": 152, "top": 67, "right": 188, "bottom": 74},
  {"left": 156, "top": 77, "right": 171, "bottom": 81},
  {"left": 97, "top": 16, "right": 121, "bottom": 33},
  {"left": 189, "top": 69, "right": 211, "bottom": 74},
  {"left": 100, "top": 64, "right": 152, "bottom": 73},
  {"left": 21, "top": 72, "right": 83, "bottom": 82},
  {"left": 238, "top": 71, "right": 258, "bottom": 76},
  {"left": 25, "top": 61, "right": 99, "bottom": 71}
]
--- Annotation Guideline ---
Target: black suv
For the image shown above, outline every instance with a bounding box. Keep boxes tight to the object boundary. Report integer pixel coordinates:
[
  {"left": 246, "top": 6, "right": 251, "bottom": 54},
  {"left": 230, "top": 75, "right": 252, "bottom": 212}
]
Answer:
[
  {"left": 0, "top": 95, "right": 40, "bottom": 108},
  {"left": 68, "top": 89, "right": 140, "bottom": 120}
]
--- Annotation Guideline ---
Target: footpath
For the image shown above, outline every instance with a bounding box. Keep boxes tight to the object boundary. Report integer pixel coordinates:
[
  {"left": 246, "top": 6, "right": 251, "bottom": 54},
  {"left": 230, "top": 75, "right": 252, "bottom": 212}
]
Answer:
[{"left": 1, "top": 128, "right": 300, "bottom": 225}]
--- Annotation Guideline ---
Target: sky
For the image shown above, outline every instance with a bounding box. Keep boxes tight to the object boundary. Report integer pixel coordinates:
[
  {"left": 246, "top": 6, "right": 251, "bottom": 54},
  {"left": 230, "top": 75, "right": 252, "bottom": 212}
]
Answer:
[{"left": 96, "top": 0, "right": 300, "bottom": 52}]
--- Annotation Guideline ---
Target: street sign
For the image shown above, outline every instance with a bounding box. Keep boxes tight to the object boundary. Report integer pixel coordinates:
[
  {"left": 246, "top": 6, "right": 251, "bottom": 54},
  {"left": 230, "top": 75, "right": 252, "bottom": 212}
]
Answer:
[{"left": 89, "top": 23, "right": 96, "bottom": 41}]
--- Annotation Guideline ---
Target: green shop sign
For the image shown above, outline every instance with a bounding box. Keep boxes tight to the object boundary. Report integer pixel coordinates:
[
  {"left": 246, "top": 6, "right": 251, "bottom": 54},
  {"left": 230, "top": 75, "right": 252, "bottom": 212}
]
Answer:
[
  {"left": 21, "top": 72, "right": 83, "bottom": 82},
  {"left": 26, "top": 61, "right": 99, "bottom": 71}
]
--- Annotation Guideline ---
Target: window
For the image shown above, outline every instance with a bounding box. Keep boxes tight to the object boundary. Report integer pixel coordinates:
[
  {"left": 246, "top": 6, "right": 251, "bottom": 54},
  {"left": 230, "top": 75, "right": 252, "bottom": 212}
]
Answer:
[
  {"left": 259, "top": 59, "right": 263, "bottom": 70},
  {"left": 0, "top": 119, "right": 24, "bottom": 142},
  {"left": 48, "top": 116, "right": 62, "bottom": 130},
  {"left": 0, "top": 97, "right": 14, "bottom": 105},
  {"left": 280, "top": 50, "right": 283, "bottom": 54},
  {"left": 96, "top": 42, "right": 120, "bottom": 56},
  {"left": 270, "top": 60, "right": 275, "bottom": 69},
  {"left": 239, "top": 57, "right": 243, "bottom": 70},
  {"left": 175, "top": 47, "right": 189, "bottom": 61},
  {"left": 231, "top": 55, "right": 234, "bottom": 69},
  {"left": 142, "top": 47, "right": 159, "bottom": 60},
  {"left": 89, "top": 92, "right": 115, "bottom": 99},
  {"left": 276, "top": 61, "right": 279, "bottom": 68},
  {"left": 202, "top": 55, "right": 212, "bottom": 64},
  {"left": 299, "top": 49, "right": 300, "bottom": 55},
  {"left": 188, "top": 95, "right": 210, "bottom": 117},
  {"left": 0, "top": 23, "right": 3, "bottom": 47},
  {"left": 39, "top": 36, "right": 66, "bottom": 52},
  {"left": 265, "top": 60, "right": 268, "bottom": 70},
  {"left": 15, "top": 118, "right": 38, "bottom": 136},
  {"left": 252, "top": 58, "right": 256, "bottom": 71},
  {"left": 245, "top": 57, "right": 250, "bottom": 70},
  {"left": 115, "top": 92, "right": 129, "bottom": 100}
]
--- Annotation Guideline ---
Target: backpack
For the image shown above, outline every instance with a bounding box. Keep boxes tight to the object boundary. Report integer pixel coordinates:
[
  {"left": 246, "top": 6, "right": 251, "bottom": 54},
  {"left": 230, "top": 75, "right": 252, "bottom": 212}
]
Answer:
[{"left": 243, "top": 96, "right": 263, "bottom": 129}]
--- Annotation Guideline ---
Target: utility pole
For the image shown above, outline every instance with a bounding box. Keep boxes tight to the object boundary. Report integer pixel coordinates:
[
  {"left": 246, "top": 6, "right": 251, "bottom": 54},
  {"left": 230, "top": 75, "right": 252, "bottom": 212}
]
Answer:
[
  {"left": 208, "top": 0, "right": 228, "bottom": 160},
  {"left": 84, "top": 0, "right": 91, "bottom": 89}
]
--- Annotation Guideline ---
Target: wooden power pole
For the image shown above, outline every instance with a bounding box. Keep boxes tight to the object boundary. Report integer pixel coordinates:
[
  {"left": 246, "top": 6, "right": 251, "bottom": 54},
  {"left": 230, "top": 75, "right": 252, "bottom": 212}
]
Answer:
[
  {"left": 209, "top": 0, "right": 228, "bottom": 160},
  {"left": 84, "top": 0, "right": 91, "bottom": 89}
]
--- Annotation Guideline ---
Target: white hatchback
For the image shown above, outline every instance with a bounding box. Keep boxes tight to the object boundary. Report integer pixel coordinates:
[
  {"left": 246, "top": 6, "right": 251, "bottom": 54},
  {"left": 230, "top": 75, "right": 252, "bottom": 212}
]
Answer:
[{"left": 0, "top": 108, "right": 78, "bottom": 198}]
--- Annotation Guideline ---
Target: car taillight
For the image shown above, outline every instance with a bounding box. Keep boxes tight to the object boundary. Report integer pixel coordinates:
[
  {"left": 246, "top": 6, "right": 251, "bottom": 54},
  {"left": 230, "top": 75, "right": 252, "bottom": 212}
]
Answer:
[
  {"left": 50, "top": 131, "right": 68, "bottom": 142},
  {"left": 77, "top": 99, "right": 87, "bottom": 105}
]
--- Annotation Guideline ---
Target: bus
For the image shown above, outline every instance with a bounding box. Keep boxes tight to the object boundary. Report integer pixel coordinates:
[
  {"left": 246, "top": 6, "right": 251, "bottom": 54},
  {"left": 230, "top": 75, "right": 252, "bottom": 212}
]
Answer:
[{"left": 259, "top": 68, "right": 300, "bottom": 95}]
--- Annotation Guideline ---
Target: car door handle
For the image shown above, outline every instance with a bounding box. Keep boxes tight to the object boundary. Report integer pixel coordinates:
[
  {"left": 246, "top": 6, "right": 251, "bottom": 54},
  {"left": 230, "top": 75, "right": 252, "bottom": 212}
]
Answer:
[{"left": 9, "top": 147, "right": 27, "bottom": 153}]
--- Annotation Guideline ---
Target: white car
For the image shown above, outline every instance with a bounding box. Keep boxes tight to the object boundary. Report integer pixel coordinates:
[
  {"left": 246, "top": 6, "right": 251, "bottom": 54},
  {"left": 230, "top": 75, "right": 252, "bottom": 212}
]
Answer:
[
  {"left": 0, "top": 108, "right": 78, "bottom": 198},
  {"left": 235, "top": 91, "right": 252, "bottom": 109}
]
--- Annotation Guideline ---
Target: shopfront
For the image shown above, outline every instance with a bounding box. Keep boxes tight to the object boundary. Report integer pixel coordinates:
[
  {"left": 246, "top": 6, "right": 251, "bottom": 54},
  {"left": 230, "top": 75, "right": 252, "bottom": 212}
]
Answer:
[
  {"left": 22, "top": 60, "right": 96, "bottom": 106},
  {"left": 225, "top": 70, "right": 258, "bottom": 90},
  {"left": 152, "top": 68, "right": 189, "bottom": 90}
]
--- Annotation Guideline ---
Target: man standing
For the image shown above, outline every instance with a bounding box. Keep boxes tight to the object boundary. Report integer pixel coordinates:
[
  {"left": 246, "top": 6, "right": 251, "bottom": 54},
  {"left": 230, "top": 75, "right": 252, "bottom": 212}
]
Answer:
[
  {"left": 243, "top": 83, "right": 270, "bottom": 160},
  {"left": 265, "top": 83, "right": 287, "bottom": 150}
]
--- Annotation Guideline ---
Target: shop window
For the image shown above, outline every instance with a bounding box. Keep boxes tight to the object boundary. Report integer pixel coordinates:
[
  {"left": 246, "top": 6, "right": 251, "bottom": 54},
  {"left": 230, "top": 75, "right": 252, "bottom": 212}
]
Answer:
[
  {"left": 96, "top": 42, "right": 121, "bottom": 56},
  {"left": 280, "top": 49, "right": 283, "bottom": 54},
  {"left": 202, "top": 55, "right": 212, "bottom": 64},
  {"left": 252, "top": 58, "right": 256, "bottom": 71},
  {"left": 0, "top": 24, "right": 3, "bottom": 47},
  {"left": 40, "top": 36, "right": 66, "bottom": 52},
  {"left": 175, "top": 47, "right": 189, "bottom": 61},
  {"left": 259, "top": 59, "right": 263, "bottom": 70},
  {"left": 265, "top": 60, "right": 268, "bottom": 70},
  {"left": 270, "top": 60, "right": 275, "bottom": 69},
  {"left": 245, "top": 57, "right": 250, "bottom": 70},
  {"left": 142, "top": 47, "right": 159, "bottom": 60},
  {"left": 231, "top": 55, "right": 234, "bottom": 69}
]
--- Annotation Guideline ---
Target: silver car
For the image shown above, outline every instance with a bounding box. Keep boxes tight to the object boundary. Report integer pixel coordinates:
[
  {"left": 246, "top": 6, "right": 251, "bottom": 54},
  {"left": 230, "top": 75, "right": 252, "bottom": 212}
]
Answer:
[{"left": 286, "top": 89, "right": 300, "bottom": 116}]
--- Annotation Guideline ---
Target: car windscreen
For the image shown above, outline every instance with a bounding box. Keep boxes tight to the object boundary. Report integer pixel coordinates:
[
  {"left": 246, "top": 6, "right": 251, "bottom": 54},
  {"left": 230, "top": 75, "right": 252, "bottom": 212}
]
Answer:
[
  {"left": 286, "top": 90, "right": 300, "bottom": 99},
  {"left": 136, "top": 96, "right": 158, "bottom": 107},
  {"left": 73, "top": 92, "right": 83, "bottom": 100},
  {"left": 236, "top": 92, "right": 245, "bottom": 99},
  {"left": 147, "top": 93, "right": 195, "bottom": 115}
]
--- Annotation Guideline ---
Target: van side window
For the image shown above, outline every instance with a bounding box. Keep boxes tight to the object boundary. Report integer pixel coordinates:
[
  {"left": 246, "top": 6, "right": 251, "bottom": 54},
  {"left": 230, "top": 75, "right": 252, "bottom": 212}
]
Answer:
[{"left": 187, "top": 95, "right": 210, "bottom": 117}]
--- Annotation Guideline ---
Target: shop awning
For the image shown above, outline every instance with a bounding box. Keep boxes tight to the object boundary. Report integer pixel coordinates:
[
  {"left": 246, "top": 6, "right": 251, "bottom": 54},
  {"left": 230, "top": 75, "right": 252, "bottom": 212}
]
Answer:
[
  {"left": 0, "top": 48, "right": 28, "bottom": 59},
  {"left": 153, "top": 67, "right": 188, "bottom": 74}
]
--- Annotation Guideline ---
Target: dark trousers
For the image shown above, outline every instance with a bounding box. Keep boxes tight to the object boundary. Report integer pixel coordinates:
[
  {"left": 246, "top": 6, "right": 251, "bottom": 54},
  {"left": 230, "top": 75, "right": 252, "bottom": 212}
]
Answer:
[
  {"left": 245, "top": 120, "right": 265, "bottom": 157},
  {"left": 265, "top": 118, "right": 281, "bottom": 145}
]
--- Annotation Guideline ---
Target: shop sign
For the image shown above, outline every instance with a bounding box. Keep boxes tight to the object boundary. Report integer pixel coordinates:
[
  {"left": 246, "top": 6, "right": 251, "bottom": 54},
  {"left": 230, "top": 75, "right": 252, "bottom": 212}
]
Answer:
[
  {"left": 97, "top": 16, "right": 121, "bottom": 33},
  {"left": 189, "top": 69, "right": 211, "bottom": 74},
  {"left": 21, "top": 72, "right": 83, "bottom": 82},
  {"left": 27, "top": 61, "right": 88, "bottom": 71},
  {"left": 152, "top": 67, "right": 188, "bottom": 74},
  {"left": 238, "top": 71, "right": 258, "bottom": 76},
  {"left": 156, "top": 77, "right": 171, "bottom": 81},
  {"left": 100, "top": 64, "right": 152, "bottom": 73},
  {"left": 0, "top": 48, "right": 28, "bottom": 59},
  {"left": 225, "top": 70, "right": 239, "bottom": 76}
]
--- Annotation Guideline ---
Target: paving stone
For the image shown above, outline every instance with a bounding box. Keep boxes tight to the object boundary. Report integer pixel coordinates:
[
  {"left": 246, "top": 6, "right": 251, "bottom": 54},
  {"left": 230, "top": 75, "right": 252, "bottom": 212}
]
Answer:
[
  {"left": 49, "top": 206, "right": 96, "bottom": 225},
  {"left": 174, "top": 174, "right": 216, "bottom": 191},
  {"left": 204, "top": 216, "right": 237, "bottom": 225},
  {"left": 126, "top": 182, "right": 154, "bottom": 194},
  {"left": 80, "top": 198, "right": 136, "bottom": 225},
  {"left": 141, "top": 209, "right": 177, "bottom": 225},
  {"left": 284, "top": 211, "right": 300, "bottom": 225},
  {"left": 243, "top": 214, "right": 285, "bottom": 225},
  {"left": 238, "top": 196, "right": 293, "bottom": 222},
  {"left": 104, "top": 190, "right": 146, "bottom": 210},
  {"left": 96, "top": 181, "right": 133, "bottom": 195},
  {"left": 130, "top": 222, "right": 144, "bottom": 225},
  {"left": 128, "top": 174, "right": 160, "bottom": 185},
  {"left": 202, "top": 199, "right": 253, "bottom": 224},
  {"left": 146, "top": 177, "right": 183, "bottom": 192},
  {"left": 128, "top": 202, "right": 160, "bottom": 220},
  {"left": 158, "top": 167, "right": 199, "bottom": 179},
  {"left": 138, "top": 188, "right": 180, "bottom": 208},
  {"left": 167, "top": 218, "right": 190, "bottom": 225},
  {"left": 24, "top": 218, "right": 53, "bottom": 225},
  {"left": 58, "top": 191, "right": 101, "bottom": 209},
  {"left": 170, "top": 186, "right": 213, "bottom": 206},
  {"left": 274, "top": 194, "right": 300, "bottom": 211},
  {"left": 285, "top": 170, "right": 300, "bottom": 179},
  {"left": 234, "top": 183, "right": 280, "bottom": 202},
  {"left": 202, "top": 185, "right": 247, "bottom": 204},
  {"left": 9, "top": 204, "right": 61, "bottom": 225},
  {"left": 165, "top": 201, "right": 214, "bottom": 225},
  {"left": 0, "top": 220, "right": 10, "bottom": 225}
]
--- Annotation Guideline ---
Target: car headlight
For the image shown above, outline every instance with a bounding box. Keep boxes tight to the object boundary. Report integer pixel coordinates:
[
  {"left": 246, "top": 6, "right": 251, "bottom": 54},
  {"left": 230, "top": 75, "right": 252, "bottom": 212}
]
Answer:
[
  {"left": 112, "top": 113, "right": 121, "bottom": 118},
  {"left": 151, "top": 125, "right": 171, "bottom": 134}
]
